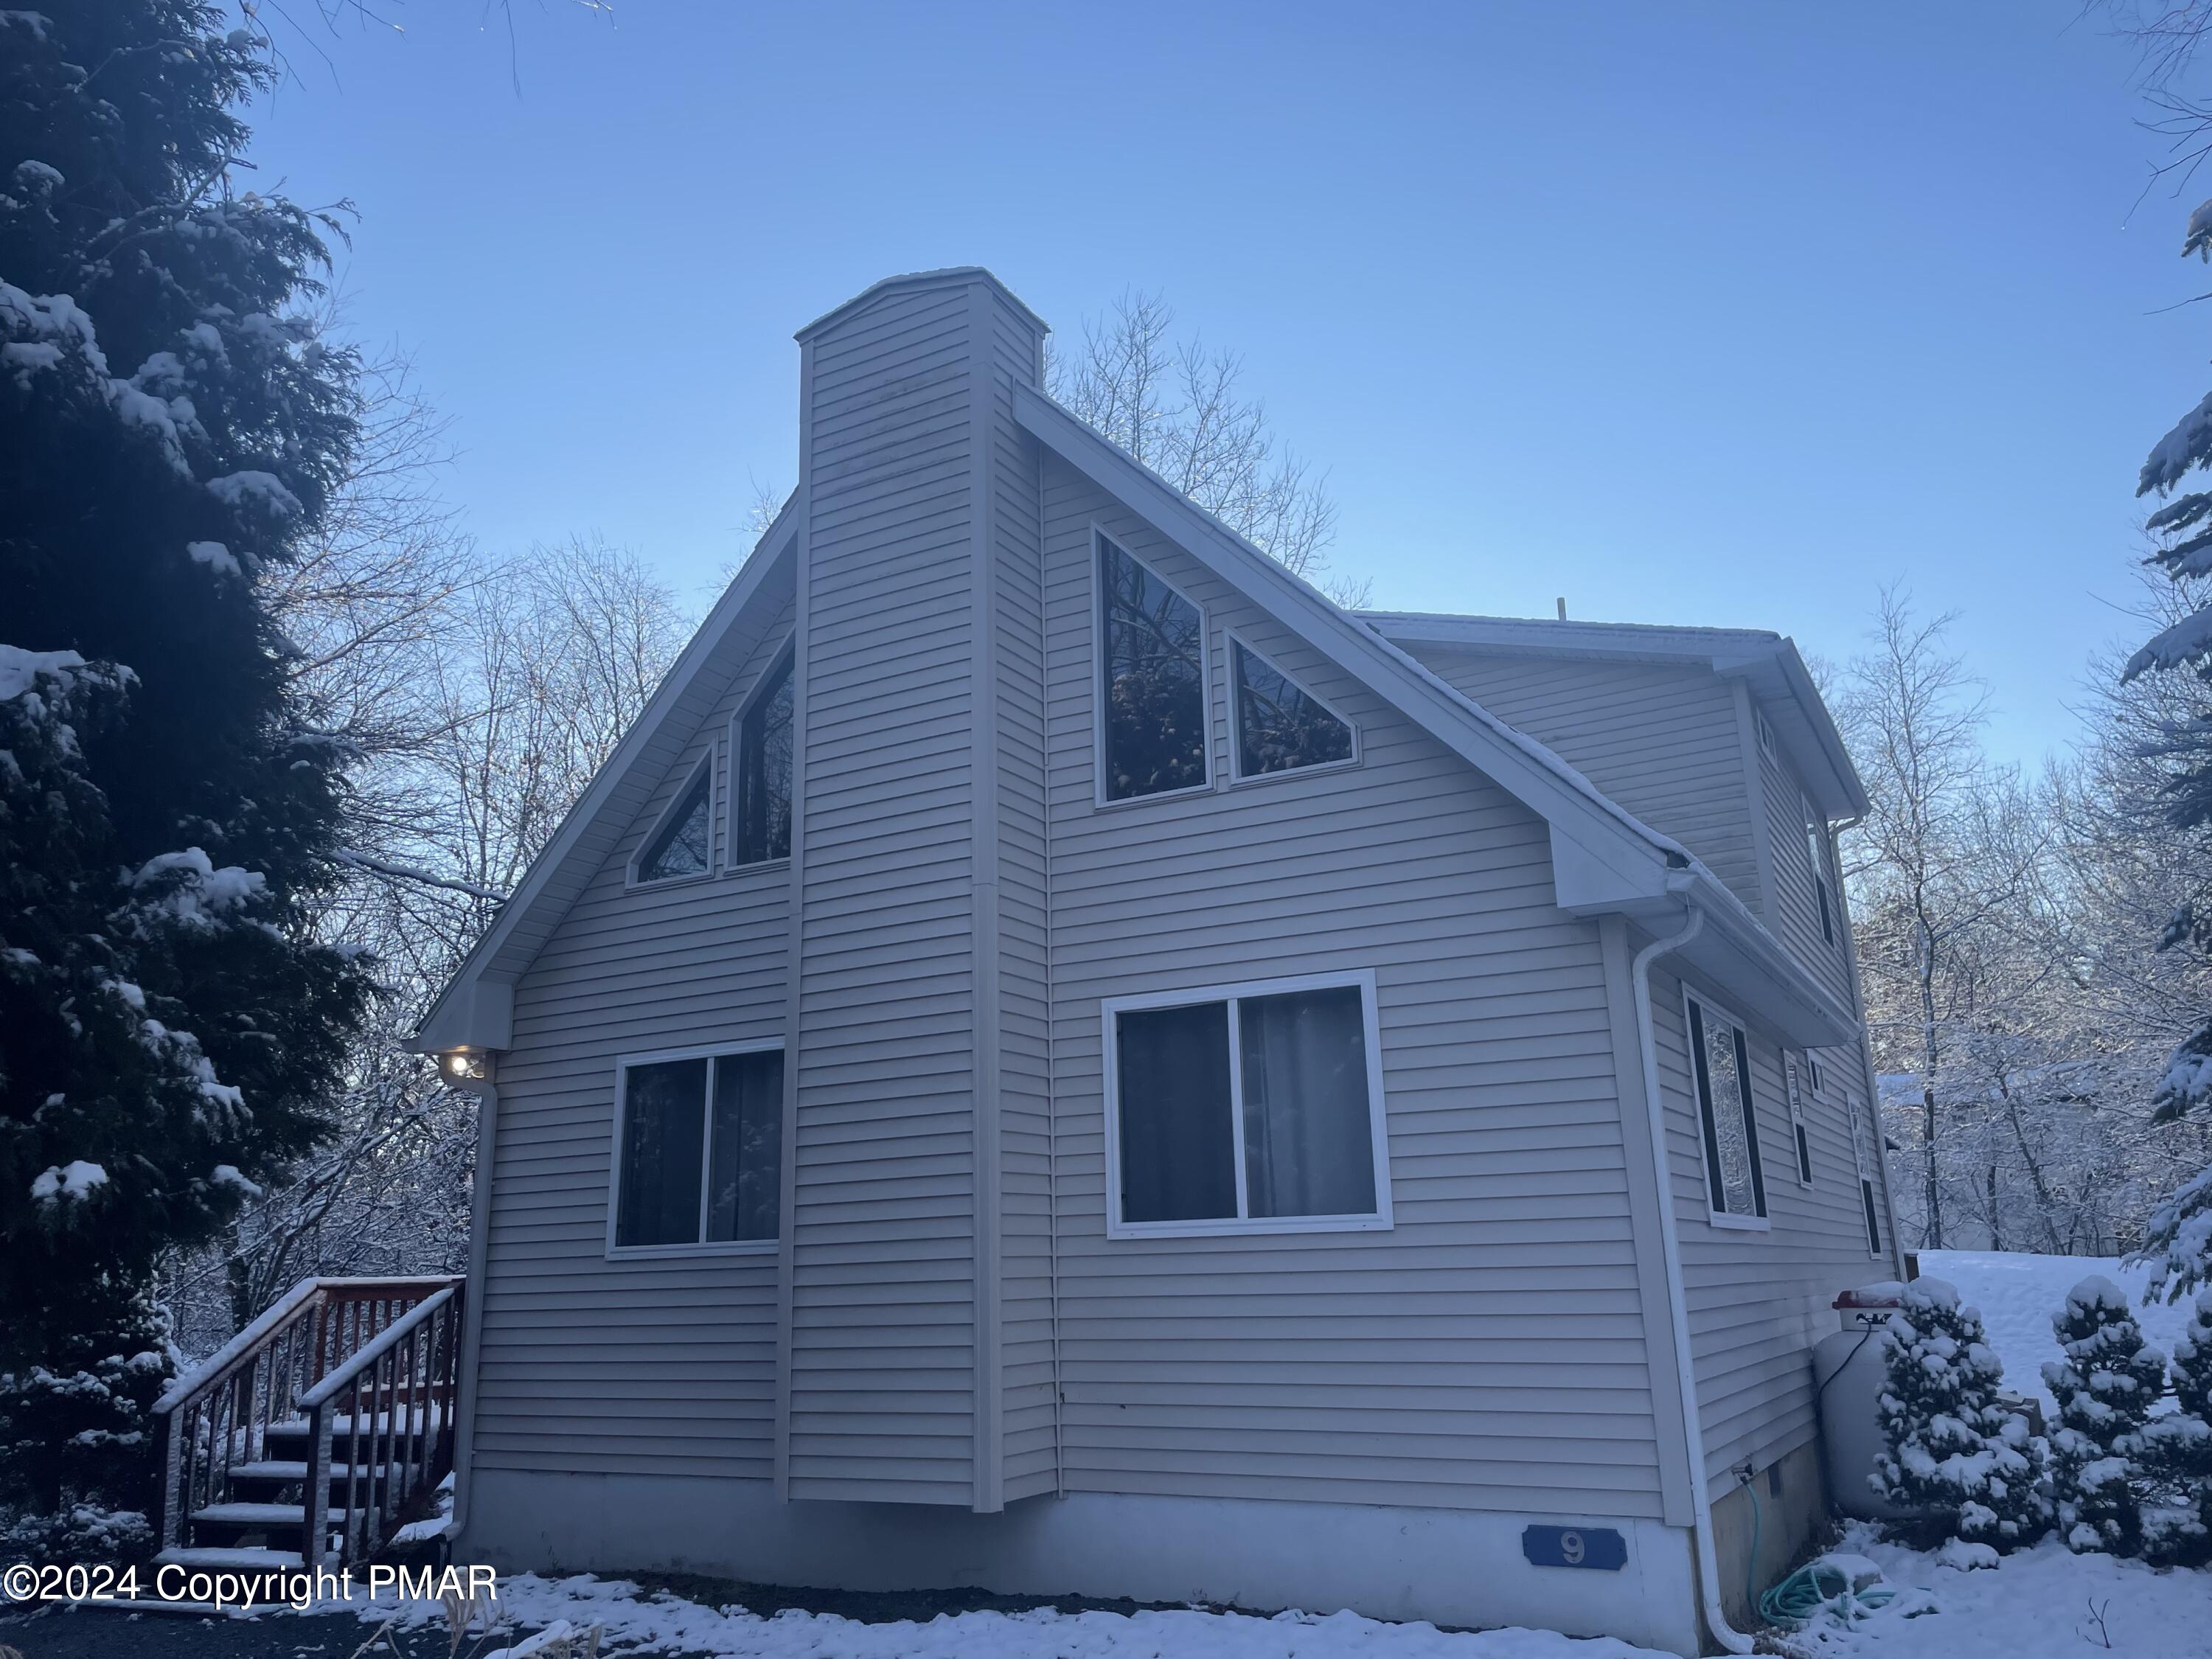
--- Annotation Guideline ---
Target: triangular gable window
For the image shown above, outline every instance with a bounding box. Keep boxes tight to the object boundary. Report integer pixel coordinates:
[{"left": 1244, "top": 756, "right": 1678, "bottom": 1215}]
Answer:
[
  {"left": 636, "top": 754, "right": 713, "bottom": 883},
  {"left": 1231, "top": 638, "right": 1354, "bottom": 779}
]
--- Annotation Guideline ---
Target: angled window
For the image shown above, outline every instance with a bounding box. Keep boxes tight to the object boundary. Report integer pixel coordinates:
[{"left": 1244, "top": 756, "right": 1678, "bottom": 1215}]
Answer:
[
  {"left": 1231, "top": 636, "right": 1354, "bottom": 779},
  {"left": 1097, "top": 535, "right": 1208, "bottom": 802},
  {"left": 1686, "top": 992, "right": 1767, "bottom": 1225},
  {"left": 634, "top": 752, "right": 714, "bottom": 883},
  {"left": 1104, "top": 973, "right": 1389, "bottom": 1237},
  {"left": 1784, "top": 1056, "right": 1815, "bottom": 1187},
  {"left": 1804, "top": 799, "right": 1836, "bottom": 946},
  {"left": 612, "top": 1046, "right": 784, "bottom": 1253},
  {"left": 1845, "top": 1086, "right": 1883, "bottom": 1256},
  {"left": 734, "top": 652, "right": 794, "bottom": 866}
]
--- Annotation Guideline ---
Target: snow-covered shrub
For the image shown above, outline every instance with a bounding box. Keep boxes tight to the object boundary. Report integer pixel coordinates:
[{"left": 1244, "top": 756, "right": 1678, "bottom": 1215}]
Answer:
[
  {"left": 2140, "top": 1290, "right": 2212, "bottom": 1565},
  {"left": 1872, "top": 1278, "right": 2050, "bottom": 1551},
  {"left": 2044, "top": 1276, "right": 2166, "bottom": 1555}
]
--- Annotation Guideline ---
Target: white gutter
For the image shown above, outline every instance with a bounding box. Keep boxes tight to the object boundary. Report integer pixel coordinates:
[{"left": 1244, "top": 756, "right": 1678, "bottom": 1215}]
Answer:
[{"left": 1629, "top": 900, "right": 1754, "bottom": 1656}]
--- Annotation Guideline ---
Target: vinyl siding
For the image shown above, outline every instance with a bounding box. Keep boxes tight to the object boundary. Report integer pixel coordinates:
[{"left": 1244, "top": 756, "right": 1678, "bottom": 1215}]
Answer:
[
  {"left": 787, "top": 282, "right": 981, "bottom": 1504},
  {"left": 473, "top": 598, "right": 796, "bottom": 1483},
  {"left": 1650, "top": 960, "right": 1892, "bottom": 1480},
  {"left": 1042, "top": 462, "right": 1667, "bottom": 1519},
  {"left": 985, "top": 300, "right": 1057, "bottom": 1503},
  {"left": 1400, "top": 650, "right": 1762, "bottom": 913},
  {"left": 1757, "top": 741, "right": 1855, "bottom": 1011}
]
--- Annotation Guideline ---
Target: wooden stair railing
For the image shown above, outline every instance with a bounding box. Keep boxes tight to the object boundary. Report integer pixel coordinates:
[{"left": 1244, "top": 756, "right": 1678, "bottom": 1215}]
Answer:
[{"left": 152, "top": 1275, "right": 466, "bottom": 1569}]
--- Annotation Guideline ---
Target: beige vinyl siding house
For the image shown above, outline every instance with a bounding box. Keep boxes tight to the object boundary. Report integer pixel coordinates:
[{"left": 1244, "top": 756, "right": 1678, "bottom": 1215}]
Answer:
[{"left": 416, "top": 268, "right": 1902, "bottom": 1658}]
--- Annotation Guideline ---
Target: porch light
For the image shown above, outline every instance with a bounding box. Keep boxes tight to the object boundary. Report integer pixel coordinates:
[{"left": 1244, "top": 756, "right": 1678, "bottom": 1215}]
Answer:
[{"left": 442, "top": 1050, "right": 490, "bottom": 1082}]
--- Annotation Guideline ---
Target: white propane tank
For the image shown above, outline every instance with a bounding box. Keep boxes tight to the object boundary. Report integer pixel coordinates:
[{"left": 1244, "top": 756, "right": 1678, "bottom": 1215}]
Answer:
[{"left": 1813, "top": 1284, "right": 1913, "bottom": 1521}]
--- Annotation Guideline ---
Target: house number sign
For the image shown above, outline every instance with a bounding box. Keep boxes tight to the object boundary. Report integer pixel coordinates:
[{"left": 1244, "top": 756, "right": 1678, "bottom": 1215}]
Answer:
[{"left": 1520, "top": 1524, "right": 1626, "bottom": 1571}]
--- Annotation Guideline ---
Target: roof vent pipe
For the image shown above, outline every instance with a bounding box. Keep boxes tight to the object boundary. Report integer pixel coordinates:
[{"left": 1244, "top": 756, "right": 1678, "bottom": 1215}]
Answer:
[{"left": 1555, "top": 597, "right": 1568, "bottom": 621}]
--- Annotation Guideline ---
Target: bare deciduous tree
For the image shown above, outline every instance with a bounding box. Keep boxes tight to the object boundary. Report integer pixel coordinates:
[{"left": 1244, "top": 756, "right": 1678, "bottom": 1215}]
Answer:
[{"left": 1048, "top": 290, "right": 1363, "bottom": 605}]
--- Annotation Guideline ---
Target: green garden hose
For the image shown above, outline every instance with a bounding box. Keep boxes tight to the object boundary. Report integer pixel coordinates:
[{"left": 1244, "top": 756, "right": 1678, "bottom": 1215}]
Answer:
[{"left": 1758, "top": 1559, "right": 1901, "bottom": 1630}]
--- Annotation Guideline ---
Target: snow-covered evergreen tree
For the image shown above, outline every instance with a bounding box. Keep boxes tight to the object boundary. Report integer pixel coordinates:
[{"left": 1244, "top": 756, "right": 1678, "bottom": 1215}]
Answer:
[
  {"left": 0, "top": 1, "right": 372, "bottom": 1557},
  {"left": 1873, "top": 1279, "right": 2050, "bottom": 1551},
  {"left": 2140, "top": 1290, "right": 2212, "bottom": 1565},
  {"left": 2043, "top": 1276, "right": 2166, "bottom": 1555}
]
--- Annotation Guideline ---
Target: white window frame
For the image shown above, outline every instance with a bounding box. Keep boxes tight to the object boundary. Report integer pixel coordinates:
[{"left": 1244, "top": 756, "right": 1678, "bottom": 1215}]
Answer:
[
  {"left": 1682, "top": 987, "right": 1770, "bottom": 1231},
  {"left": 605, "top": 1040, "right": 784, "bottom": 1260},
  {"left": 1755, "top": 709, "right": 1777, "bottom": 759},
  {"left": 1100, "top": 968, "right": 1392, "bottom": 1240},
  {"left": 1092, "top": 526, "right": 1214, "bottom": 810},
  {"left": 1224, "top": 627, "right": 1360, "bottom": 785},
  {"left": 626, "top": 747, "right": 718, "bottom": 890},
  {"left": 1843, "top": 1085, "right": 1884, "bottom": 1258},
  {"left": 726, "top": 641, "right": 796, "bottom": 874},
  {"left": 1783, "top": 1054, "right": 1816, "bottom": 1189}
]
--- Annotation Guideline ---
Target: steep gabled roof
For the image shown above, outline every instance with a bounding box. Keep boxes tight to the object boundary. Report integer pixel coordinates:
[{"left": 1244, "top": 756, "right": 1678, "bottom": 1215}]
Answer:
[
  {"left": 408, "top": 500, "right": 800, "bottom": 1054},
  {"left": 1360, "top": 611, "right": 1868, "bottom": 819},
  {"left": 1012, "top": 385, "right": 1858, "bottom": 1048},
  {"left": 414, "top": 349, "right": 1859, "bottom": 1056}
]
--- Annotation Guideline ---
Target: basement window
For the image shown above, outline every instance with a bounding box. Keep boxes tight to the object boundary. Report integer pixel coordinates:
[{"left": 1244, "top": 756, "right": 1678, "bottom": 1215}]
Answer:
[
  {"left": 1686, "top": 992, "right": 1767, "bottom": 1228},
  {"left": 1103, "top": 972, "right": 1390, "bottom": 1237},
  {"left": 1097, "top": 534, "right": 1210, "bottom": 803},
  {"left": 1230, "top": 635, "right": 1355, "bottom": 779},
  {"left": 733, "top": 652, "right": 793, "bottom": 866},
  {"left": 633, "top": 753, "right": 714, "bottom": 884},
  {"left": 611, "top": 1046, "right": 783, "bottom": 1254}
]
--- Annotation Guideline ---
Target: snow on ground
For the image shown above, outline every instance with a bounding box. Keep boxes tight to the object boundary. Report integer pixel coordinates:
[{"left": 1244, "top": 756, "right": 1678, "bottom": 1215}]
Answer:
[
  {"left": 1774, "top": 1523, "right": 2210, "bottom": 1658},
  {"left": 1921, "top": 1250, "right": 2198, "bottom": 1411},
  {"left": 310, "top": 1574, "right": 1675, "bottom": 1659}
]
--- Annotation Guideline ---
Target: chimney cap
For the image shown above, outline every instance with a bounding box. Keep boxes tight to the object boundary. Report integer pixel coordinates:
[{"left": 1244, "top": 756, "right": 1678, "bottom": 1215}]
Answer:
[{"left": 796, "top": 267, "right": 1049, "bottom": 344}]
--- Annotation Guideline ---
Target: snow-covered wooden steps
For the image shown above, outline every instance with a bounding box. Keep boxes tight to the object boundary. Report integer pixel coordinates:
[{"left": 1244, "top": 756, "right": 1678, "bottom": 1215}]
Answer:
[
  {"left": 153, "top": 1274, "right": 467, "bottom": 1570},
  {"left": 153, "top": 1545, "right": 307, "bottom": 1571}
]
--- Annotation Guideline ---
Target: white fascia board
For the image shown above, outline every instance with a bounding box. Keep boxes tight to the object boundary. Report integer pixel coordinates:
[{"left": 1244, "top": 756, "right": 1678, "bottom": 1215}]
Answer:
[
  {"left": 407, "top": 506, "right": 801, "bottom": 1055},
  {"left": 410, "top": 980, "right": 513, "bottom": 1055},
  {"left": 1013, "top": 385, "right": 1680, "bottom": 890},
  {"left": 1673, "top": 869, "right": 1859, "bottom": 1048}
]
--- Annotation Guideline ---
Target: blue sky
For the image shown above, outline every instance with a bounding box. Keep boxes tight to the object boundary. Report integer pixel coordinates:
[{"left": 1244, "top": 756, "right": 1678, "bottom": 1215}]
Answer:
[{"left": 248, "top": 1, "right": 2209, "bottom": 767}]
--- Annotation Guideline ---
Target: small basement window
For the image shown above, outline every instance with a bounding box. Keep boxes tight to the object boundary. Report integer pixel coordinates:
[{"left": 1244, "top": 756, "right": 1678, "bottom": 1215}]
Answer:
[
  {"left": 734, "top": 652, "right": 793, "bottom": 865},
  {"left": 1105, "top": 973, "right": 1389, "bottom": 1237},
  {"left": 634, "top": 754, "right": 713, "bottom": 883},
  {"left": 1231, "top": 636, "right": 1354, "bottom": 779},
  {"left": 1098, "top": 534, "right": 1209, "bottom": 802},
  {"left": 612, "top": 1046, "right": 784, "bottom": 1253},
  {"left": 1686, "top": 992, "right": 1767, "bottom": 1225}
]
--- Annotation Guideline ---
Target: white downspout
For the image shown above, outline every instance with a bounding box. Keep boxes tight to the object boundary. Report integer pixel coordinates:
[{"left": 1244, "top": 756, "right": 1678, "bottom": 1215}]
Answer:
[
  {"left": 448, "top": 1074, "right": 498, "bottom": 1544},
  {"left": 1629, "top": 903, "right": 1754, "bottom": 1656}
]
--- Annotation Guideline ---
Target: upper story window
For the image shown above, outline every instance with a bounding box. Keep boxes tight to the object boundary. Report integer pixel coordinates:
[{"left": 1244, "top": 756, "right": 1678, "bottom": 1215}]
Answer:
[
  {"left": 1231, "top": 636, "right": 1354, "bottom": 779},
  {"left": 1755, "top": 710, "right": 1778, "bottom": 759},
  {"left": 1686, "top": 991, "right": 1767, "bottom": 1228},
  {"left": 1804, "top": 799, "right": 1836, "bottom": 946},
  {"left": 634, "top": 754, "right": 713, "bottom": 884},
  {"left": 734, "top": 653, "right": 793, "bottom": 865},
  {"left": 611, "top": 1046, "right": 784, "bottom": 1253},
  {"left": 1103, "top": 972, "right": 1390, "bottom": 1237},
  {"left": 1098, "top": 534, "right": 1208, "bottom": 802}
]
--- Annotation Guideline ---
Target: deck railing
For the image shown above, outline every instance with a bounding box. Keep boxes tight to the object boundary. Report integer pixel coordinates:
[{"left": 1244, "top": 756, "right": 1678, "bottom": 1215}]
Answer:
[{"left": 152, "top": 1275, "right": 466, "bottom": 1561}]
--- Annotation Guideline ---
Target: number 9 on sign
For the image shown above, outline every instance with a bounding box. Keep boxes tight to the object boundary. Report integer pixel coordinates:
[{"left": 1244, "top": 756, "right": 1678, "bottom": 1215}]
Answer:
[{"left": 1521, "top": 1523, "right": 1626, "bottom": 1571}]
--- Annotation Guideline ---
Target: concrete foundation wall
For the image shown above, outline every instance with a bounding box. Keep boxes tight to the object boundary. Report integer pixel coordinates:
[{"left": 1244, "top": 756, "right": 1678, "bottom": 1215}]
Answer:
[
  {"left": 462, "top": 1469, "right": 1704, "bottom": 1655},
  {"left": 1706, "top": 1436, "right": 1827, "bottom": 1631}
]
